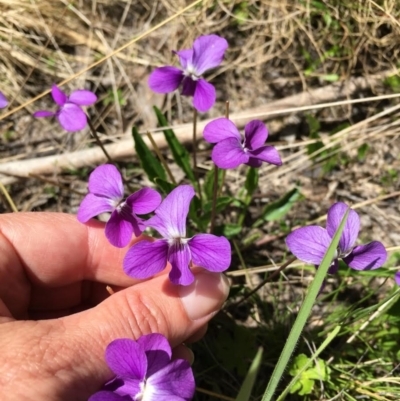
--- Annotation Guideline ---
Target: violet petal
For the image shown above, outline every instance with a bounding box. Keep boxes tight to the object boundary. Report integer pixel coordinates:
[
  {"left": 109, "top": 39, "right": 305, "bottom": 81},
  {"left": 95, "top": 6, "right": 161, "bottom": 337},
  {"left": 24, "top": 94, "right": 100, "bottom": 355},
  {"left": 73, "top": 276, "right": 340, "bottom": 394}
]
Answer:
[
  {"left": 58, "top": 103, "right": 87, "bottom": 132},
  {"left": 181, "top": 76, "right": 197, "bottom": 97},
  {"left": 105, "top": 210, "right": 134, "bottom": 248},
  {"left": 88, "top": 164, "right": 124, "bottom": 200},
  {"left": 286, "top": 226, "right": 332, "bottom": 265},
  {"left": 191, "top": 34, "right": 228, "bottom": 75},
  {"left": 137, "top": 334, "right": 172, "bottom": 377},
  {"left": 245, "top": 157, "right": 262, "bottom": 168},
  {"left": 146, "top": 185, "right": 195, "bottom": 238},
  {"left": 328, "top": 259, "right": 339, "bottom": 274},
  {"left": 33, "top": 110, "right": 55, "bottom": 118},
  {"left": 113, "top": 378, "right": 142, "bottom": 398},
  {"left": 211, "top": 137, "right": 249, "bottom": 169},
  {"left": 203, "top": 117, "right": 241, "bottom": 144},
  {"left": 124, "top": 240, "right": 169, "bottom": 279},
  {"left": 105, "top": 339, "right": 147, "bottom": 379},
  {"left": 51, "top": 84, "right": 67, "bottom": 106},
  {"left": 343, "top": 241, "right": 387, "bottom": 270},
  {"left": 326, "top": 202, "right": 360, "bottom": 253},
  {"left": 175, "top": 49, "right": 193, "bottom": 69},
  {"left": 192, "top": 78, "right": 215, "bottom": 112},
  {"left": 77, "top": 193, "right": 113, "bottom": 223},
  {"left": 168, "top": 242, "right": 194, "bottom": 286},
  {"left": 395, "top": 271, "right": 400, "bottom": 285},
  {"left": 89, "top": 391, "right": 129, "bottom": 401},
  {"left": 247, "top": 145, "right": 282, "bottom": 166},
  {"left": 189, "top": 234, "right": 231, "bottom": 272},
  {"left": 146, "top": 359, "right": 195, "bottom": 401},
  {"left": 69, "top": 89, "right": 97, "bottom": 105},
  {"left": 148, "top": 67, "right": 184, "bottom": 93},
  {"left": 244, "top": 120, "right": 268, "bottom": 149},
  {"left": 126, "top": 188, "right": 162, "bottom": 215},
  {"left": 0, "top": 92, "right": 8, "bottom": 108}
]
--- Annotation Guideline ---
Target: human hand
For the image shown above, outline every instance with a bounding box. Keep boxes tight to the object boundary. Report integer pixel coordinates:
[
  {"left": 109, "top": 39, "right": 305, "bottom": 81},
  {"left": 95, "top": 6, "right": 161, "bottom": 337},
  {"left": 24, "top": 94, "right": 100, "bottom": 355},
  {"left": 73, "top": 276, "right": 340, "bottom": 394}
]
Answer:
[{"left": 0, "top": 212, "right": 230, "bottom": 401}]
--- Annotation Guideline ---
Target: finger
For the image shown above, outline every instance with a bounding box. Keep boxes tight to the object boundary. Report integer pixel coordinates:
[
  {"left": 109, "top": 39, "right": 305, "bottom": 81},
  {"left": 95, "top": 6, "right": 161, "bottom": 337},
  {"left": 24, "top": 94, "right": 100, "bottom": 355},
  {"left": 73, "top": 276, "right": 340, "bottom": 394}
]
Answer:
[
  {"left": 0, "top": 212, "right": 154, "bottom": 317},
  {"left": 0, "top": 212, "right": 140, "bottom": 287},
  {"left": 0, "top": 271, "right": 230, "bottom": 399}
]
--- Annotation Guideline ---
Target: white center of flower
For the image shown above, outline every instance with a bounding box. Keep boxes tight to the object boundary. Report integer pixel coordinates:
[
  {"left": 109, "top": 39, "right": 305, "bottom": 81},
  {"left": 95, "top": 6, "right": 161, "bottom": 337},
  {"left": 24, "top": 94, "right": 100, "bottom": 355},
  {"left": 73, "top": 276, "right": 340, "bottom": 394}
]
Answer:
[
  {"left": 184, "top": 64, "right": 200, "bottom": 80},
  {"left": 135, "top": 379, "right": 155, "bottom": 401},
  {"left": 167, "top": 237, "right": 189, "bottom": 247}
]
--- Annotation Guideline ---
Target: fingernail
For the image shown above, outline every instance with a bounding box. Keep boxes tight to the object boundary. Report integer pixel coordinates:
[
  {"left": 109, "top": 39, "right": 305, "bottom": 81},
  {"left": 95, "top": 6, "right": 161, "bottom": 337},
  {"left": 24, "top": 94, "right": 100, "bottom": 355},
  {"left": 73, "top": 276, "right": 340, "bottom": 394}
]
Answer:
[{"left": 179, "top": 272, "right": 230, "bottom": 321}]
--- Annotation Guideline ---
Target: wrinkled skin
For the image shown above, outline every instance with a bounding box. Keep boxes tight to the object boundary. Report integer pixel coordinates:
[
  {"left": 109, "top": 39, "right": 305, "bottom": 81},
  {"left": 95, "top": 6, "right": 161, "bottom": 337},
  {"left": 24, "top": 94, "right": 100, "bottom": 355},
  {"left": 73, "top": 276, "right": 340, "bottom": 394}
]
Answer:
[{"left": 0, "top": 213, "right": 228, "bottom": 401}]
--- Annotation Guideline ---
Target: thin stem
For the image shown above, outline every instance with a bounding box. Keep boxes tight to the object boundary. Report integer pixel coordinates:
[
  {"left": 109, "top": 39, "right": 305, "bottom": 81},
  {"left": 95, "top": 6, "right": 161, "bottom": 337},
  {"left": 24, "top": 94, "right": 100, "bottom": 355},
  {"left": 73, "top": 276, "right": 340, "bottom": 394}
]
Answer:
[
  {"left": 192, "top": 108, "right": 198, "bottom": 172},
  {"left": 86, "top": 115, "right": 113, "bottom": 164},
  {"left": 146, "top": 131, "right": 176, "bottom": 185},
  {"left": 226, "top": 256, "right": 297, "bottom": 309},
  {"left": 0, "top": 181, "right": 18, "bottom": 212},
  {"left": 191, "top": 108, "right": 202, "bottom": 202},
  {"left": 209, "top": 166, "right": 219, "bottom": 233},
  {"left": 209, "top": 101, "right": 230, "bottom": 233}
]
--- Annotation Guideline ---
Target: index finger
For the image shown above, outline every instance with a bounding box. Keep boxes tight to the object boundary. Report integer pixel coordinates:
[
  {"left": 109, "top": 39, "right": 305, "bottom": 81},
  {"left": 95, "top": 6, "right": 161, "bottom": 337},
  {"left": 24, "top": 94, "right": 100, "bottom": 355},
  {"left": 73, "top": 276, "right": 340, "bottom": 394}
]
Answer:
[{"left": 0, "top": 212, "right": 141, "bottom": 287}]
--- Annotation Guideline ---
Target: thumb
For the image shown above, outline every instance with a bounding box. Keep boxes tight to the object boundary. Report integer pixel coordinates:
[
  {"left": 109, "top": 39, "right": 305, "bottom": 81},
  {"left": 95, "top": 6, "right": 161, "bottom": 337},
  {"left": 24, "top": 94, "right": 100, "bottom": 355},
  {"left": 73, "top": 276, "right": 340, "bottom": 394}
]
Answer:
[{"left": 0, "top": 270, "right": 229, "bottom": 401}]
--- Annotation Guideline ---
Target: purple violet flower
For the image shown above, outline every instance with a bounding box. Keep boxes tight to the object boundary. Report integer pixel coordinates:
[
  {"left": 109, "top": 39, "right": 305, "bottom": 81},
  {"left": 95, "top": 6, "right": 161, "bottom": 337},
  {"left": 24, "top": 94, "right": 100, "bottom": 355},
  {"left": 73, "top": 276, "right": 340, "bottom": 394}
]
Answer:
[
  {"left": 286, "top": 202, "right": 387, "bottom": 273},
  {"left": 148, "top": 34, "right": 228, "bottom": 113},
  {"left": 123, "top": 185, "right": 231, "bottom": 285},
  {"left": 89, "top": 334, "right": 195, "bottom": 401},
  {"left": 77, "top": 164, "right": 162, "bottom": 248},
  {"left": 203, "top": 118, "right": 282, "bottom": 169},
  {"left": 33, "top": 84, "right": 97, "bottom": 132},
  {"left": 395, "top": 271, "right": 400, "bottom": 285},
  {"left": 0, "top": 92, "right": 8, "bottom": 109}
]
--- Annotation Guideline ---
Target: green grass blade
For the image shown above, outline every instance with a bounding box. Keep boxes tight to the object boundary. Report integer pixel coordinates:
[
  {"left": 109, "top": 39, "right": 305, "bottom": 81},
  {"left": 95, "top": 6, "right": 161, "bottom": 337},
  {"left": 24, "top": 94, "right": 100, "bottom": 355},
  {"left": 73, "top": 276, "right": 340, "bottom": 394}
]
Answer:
[
  {"left": 132, "top": 126, "right": 167, "bottom": 183},
  {"left": 153, "top": 106, "right": 196, "bottom": 183},
  {"left": 276, "top": 325, "right": 341, "bottom": 401},
  {"left": 261, "top": 208, "right": 350, "bottom": 401},
  {"left": 235, "top": 347, "right": 264, "bottom": 401}
]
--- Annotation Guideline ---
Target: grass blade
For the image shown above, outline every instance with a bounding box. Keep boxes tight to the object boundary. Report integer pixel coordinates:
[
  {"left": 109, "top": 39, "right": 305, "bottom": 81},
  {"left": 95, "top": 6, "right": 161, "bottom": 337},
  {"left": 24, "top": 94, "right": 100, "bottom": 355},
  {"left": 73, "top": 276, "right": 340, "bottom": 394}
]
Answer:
[
  {"left": 261, "top": 208, "right": 350, "bottom": 401},
  {"left": 276, "top": 325, "right": 341, "bottom": 401},
  {"left": 132, "top": 126, "right": 166, "bottom": 183},
  {"left": 235, "top": 347, "right": 264, "bottom": 401}
]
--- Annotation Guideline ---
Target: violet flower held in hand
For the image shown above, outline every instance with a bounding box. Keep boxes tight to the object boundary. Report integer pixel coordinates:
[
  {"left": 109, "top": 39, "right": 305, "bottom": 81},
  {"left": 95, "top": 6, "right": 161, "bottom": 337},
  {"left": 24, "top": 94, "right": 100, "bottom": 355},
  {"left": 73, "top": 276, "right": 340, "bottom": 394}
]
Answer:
[
  {"left": 78, "top": 164, "right": 162, "bottom": 248},
  {"left": 286, "top": 202, "right": 387, "bottom": 273},
  {"left": 203, "top": 118, "right": 282, "bottom": 169},
  {"left": 124, "top": 185, "right": 231, "bottom": 285},
  {"left": 89, "top": 334, "right": 195, "bottom": 401},
  {"left": 0, "top": 91, "right": 8, "bottom": 108},
  {"left": 148, "top": 34, "right": 228, "bottom": 112},
  {"left": 33, "top": 84, "right": 97, "bottom": 132}
]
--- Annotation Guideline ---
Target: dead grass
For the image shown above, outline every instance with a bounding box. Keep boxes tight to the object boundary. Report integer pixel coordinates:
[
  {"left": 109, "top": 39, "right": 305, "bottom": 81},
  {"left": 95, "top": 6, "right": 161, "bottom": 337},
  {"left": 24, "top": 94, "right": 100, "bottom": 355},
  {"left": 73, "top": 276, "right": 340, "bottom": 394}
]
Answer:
[{"left": 0, "top": 0, "right": 399, "bottom": 238}]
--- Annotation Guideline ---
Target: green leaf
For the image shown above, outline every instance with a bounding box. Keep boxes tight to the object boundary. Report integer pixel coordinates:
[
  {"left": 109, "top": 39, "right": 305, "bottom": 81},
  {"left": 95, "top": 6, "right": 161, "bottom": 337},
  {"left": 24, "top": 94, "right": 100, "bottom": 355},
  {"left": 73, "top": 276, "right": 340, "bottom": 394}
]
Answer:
[
  {"left": 253, "top": 188, "right": 301, "bottom": 226},
  {"left": 288, "top": 354, "right": 329, "bottom": 395},
  {"left": 154, "top": 178, "right": 176, "bottom": 194},
  {"left": 235, "top": 347, "right": 264, "bottom": 401},
  {"left": 262, "top": 209, "right": 350, "bottom": 401},
  {"left": 244, "top": 167, "right": 258, "bottom": 199},
  {"left": 221, "top": 223, "right": 242, "bottom": 238},
  {"left": 132, "top": 126, "right": 166, "bottom": 183},
  {"left": 204, "top": 196, "right": 233, "bottom": 214},
  {"left": 204, "top": 167, "right": 224, "bottom": 201},
  {"left": 153, "top": 106, "right": 196, "bottom": 183},
  {"left": 188, "top": 195, "right": 205, "bottom": 232}
]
